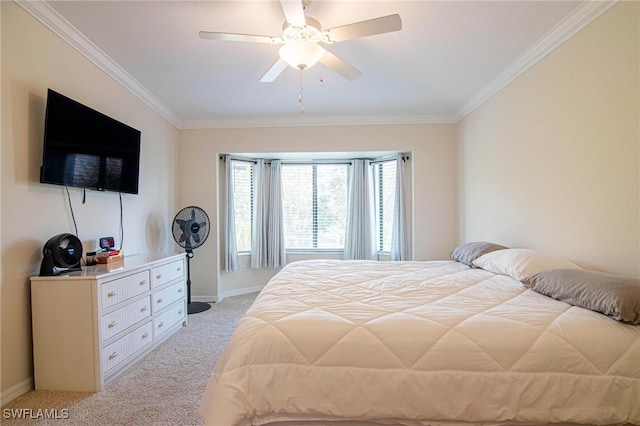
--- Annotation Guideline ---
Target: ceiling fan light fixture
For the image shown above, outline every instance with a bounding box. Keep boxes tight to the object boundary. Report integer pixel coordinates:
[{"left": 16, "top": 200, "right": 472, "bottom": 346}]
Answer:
[{"left": 279, "top": 40, "right": 324, "bottom": 70}]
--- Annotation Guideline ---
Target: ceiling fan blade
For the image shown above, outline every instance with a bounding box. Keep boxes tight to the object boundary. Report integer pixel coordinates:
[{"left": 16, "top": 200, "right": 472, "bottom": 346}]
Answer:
[
  {"left": 319, "top": 51, "right": 361, "bottom": 81},
  {"left": 280, "top": 0, "right": 306, "bottom": 28},
  {"left": 260, "top": 59, "right": 289, "bottom": 82},
  {"left": 199, "top": 31, "right": 278, "bottom": 44},
  {"left": 325, "top": 14, "right": 402, "bottom": 43}
]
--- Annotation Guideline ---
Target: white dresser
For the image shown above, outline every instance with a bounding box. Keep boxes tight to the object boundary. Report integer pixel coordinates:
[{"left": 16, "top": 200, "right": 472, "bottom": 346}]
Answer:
[{"left": 30, "top": 253, "right": 188, "bottom": 392}]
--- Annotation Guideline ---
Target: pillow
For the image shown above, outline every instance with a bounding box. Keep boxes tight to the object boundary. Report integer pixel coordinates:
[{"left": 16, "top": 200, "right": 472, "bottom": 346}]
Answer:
[
  {"left": 522, "top": 268, "right": 640, "bottom": 324},
  {"left": 450, "top": 241, "right": 508, "bottom": 267},
  {"left": 472, "top": 248, "right": 580, "bottom": 281}
]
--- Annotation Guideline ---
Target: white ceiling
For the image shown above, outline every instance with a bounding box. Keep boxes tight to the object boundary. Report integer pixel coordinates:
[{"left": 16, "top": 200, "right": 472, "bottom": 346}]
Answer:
[{"left": 24, "top": 1, "right": 612, "bottom": 128}]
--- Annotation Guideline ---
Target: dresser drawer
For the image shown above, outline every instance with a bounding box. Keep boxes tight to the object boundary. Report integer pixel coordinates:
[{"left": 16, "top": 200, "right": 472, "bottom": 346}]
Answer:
[
  {"left": 101, "top": 270, "right": 150, "bottom": 309},
  {"left": 152, "top": 259, "right": 185, "bottom": 288},
  {"left": 153, "top": 301, "right": 186, "bottom": 339},
  {"left": 101, "top": 296, "right": 152, "bottom": 341},
  {"left": 153, "top": 281, "right": 184, "bottom": 313},
  {"left": 102, "top": 322, "right": 153, "bottom": 374}
]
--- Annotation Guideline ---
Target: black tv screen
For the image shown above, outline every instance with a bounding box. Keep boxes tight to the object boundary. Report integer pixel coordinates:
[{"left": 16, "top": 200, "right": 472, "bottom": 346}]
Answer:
[{"left": 40, "top": 89, "right": 141, "bottom": 194}]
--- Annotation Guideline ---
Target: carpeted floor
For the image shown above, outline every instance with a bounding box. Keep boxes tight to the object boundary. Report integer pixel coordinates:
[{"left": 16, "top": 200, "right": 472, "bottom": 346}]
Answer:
[{"left": 2, "top": 292, "right": 258, "bottom": 425}]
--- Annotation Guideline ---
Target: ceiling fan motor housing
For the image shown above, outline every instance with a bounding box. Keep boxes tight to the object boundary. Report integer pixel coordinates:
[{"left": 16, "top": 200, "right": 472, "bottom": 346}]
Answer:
[{"left": 282, "top": 16, "right": 323, "bottom": 42}]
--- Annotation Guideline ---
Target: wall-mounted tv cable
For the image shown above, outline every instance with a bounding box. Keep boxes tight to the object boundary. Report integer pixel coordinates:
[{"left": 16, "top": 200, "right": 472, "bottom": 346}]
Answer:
[
  {"left": 119, "top": 192, "right": 124, "bottom": 251},
  {"left": 65, "top": 186, "right": 79, "bottom": 237}
]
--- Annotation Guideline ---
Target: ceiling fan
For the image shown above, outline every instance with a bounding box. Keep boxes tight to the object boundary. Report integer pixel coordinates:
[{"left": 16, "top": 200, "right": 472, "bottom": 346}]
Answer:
[{"left": 199, "top": 0, "right": 402, "bottom": 83}]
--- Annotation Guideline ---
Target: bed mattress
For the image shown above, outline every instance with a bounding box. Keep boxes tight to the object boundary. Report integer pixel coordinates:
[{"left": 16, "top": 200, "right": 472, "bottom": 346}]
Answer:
[{"left": 200, "top": 260, "right": 640, "bottom": 426}]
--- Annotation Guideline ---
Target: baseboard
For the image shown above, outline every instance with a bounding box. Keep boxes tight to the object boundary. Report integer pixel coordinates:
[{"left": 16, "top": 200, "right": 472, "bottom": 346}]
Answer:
[
  {"left": 191, "top": 295, "right": 219, "bottom": 304},
  {"left": 1, "top": 377, "right": 33, "bottom": 406},
  {"left": 191, "top": 286, "right": 263, "bottom": 304},
  {"left": 219, "top": 285, "right": 264, "bottom": 302}
]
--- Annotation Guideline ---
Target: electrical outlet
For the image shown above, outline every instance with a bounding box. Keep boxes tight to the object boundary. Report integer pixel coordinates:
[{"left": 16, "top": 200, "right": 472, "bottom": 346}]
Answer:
[{"left": 240, "top": 265, "right": 246, "bottom": 274}]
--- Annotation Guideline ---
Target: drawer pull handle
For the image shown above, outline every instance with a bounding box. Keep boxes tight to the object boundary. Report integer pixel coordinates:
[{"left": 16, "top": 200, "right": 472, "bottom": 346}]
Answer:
[
  {"left": 140, "top": 306, "right": 148, "bottom": 312},
  {"left": 156, "top": 274, "right": 162, "bottom": 279},
  {"left": 108, "top": 320, "right": 117, "bottom": 328},
  {"left": 177, "top": 267, "right": 182, "bottom": 271},
  {"left": 139, "top": 280, "right": 147, "bottom": 285},
  {"left": 109, "top": 351, "right": 118, "bottom": 360},
  {"left": 158, "top": 322, "right": 164, "bottom": 328},
  {"left": 178, "top": 310, "right": 184, "bottom": 315},
  {"left": 178, "top": 288, "right": 183, "bottom": 293},
  {"left": 142, "top": 332, "right": 150, "bottom": 338},
  {"left": 107, "top": 291, "right": 117, "bottom": 297},
  {"left": 157, "top": 298, "right": 163, "bottom": 303}
]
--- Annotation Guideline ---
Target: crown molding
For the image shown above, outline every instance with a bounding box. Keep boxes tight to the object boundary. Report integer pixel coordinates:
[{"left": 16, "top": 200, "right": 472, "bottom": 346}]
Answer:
[
  {"left": 454, "top": 0, "right": 618, "bottom": 122},
  {"left": 17, "top": 0, "right": 617, "bottom": 129},
  {"left": 16, "top": 0, "right": 183, "bottom": 129},
  {"left": 180, "top": 114, "right": 457, "bottom": 129}
]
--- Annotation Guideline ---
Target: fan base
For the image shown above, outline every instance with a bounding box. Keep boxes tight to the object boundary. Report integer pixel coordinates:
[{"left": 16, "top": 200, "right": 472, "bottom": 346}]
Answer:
[{"left": 187, "top": 301, "right": 211, "bottom": 315}]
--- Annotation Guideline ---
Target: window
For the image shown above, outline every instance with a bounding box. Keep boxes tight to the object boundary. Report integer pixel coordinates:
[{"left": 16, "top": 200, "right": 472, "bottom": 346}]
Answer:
[
  {"left": 228, "top": 155, "right": 402, "bottom": 255},
  {"left": 231, "top": 160, "right": 252, "bottom": 252},
  {"left": 373, "top": 160, "right": 397, "bottom": 253},
  {"left": 281, "top": 164, "right": 348, "bottom": 250}
]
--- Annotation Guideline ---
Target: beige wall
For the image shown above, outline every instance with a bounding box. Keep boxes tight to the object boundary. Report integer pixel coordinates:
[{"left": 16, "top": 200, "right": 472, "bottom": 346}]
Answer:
[
  {"left": 178, "top": 124, "right": 458, "bottom": 300},
  {"left": 458, "top": 2, "right": 640, "bottom": 277},
  {"left": 1, "top": 2, "right": 179, "bottom": 401}
]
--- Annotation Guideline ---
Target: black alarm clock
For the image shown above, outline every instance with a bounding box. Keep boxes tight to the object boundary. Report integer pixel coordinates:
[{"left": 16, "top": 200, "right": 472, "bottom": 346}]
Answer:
[{"left": 99, "top": 236, "right": 115, "bottom": 251}]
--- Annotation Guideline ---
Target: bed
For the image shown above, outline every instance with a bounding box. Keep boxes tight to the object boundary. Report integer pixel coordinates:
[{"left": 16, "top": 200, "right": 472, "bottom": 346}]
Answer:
[{"left": 200, "top": 245, "right": 640, "bottom": 426}]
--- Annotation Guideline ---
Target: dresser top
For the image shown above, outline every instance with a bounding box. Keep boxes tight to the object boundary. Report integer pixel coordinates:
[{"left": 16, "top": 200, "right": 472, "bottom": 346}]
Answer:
[{"left": 31, "top": 252, "right": 185, "bottom": 280}]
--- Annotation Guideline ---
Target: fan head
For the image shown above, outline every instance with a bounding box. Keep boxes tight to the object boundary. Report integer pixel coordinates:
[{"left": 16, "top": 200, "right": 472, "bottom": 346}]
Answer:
[
  {"left": 172, "top": 206, "right": 210, "bottom": 252},
  {"left": 43, "top": 233, "right": 83, "bottom": 268}
]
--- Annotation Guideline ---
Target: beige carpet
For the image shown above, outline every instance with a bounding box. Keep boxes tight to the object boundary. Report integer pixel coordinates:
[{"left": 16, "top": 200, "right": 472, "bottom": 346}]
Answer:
[{"left": 2, "top": 292, "right": 258, "bottom": 425}]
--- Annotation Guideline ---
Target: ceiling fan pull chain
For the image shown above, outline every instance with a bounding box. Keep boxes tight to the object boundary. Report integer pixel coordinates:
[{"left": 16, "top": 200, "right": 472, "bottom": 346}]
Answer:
[{"left": 298, "top": 66, "right": 304, "bottom": 114}]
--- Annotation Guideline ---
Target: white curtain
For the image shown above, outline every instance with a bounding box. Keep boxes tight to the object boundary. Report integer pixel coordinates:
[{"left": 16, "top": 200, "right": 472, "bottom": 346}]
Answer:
[
  {"left": 266, "top": 160, "right": 286, "bottom": 268},
  {"left": 391, "top": 154, "right": 410, "bottom": 261},
  {"left": 344, "top": 159, "right": 377, "bottom": 260},
  {"left": 224, "top": 155, "right": 240, "bottom": 272},
  {"left": 251, "top": 160, "right": 286, "bottom": 269},
  {"left": 251, "top": 160, "right": 267, "bottom": 269}
]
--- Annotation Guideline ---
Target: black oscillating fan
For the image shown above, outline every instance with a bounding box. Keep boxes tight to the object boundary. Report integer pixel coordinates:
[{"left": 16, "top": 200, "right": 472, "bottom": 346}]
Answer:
[
  {"left": 172, "top": 206, "right": 211, "bottom": 314},
  {"left": 39, "top": 233, "right": 83, "bottom": 276}
]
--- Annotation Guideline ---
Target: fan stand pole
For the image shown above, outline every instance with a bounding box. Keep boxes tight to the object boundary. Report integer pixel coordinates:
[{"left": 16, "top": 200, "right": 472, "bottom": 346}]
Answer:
[{"left": 186, "top": 250, "right": 211, "bottom": 314}]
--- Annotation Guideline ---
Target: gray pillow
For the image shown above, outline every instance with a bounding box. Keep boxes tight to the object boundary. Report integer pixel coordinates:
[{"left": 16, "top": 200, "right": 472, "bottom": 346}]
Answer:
[
  {"left": 522, "top": 268, "right": 640, "bottom": 324},
  {"left": 450, "top": 241, "right": 508, "bottom": 267}
]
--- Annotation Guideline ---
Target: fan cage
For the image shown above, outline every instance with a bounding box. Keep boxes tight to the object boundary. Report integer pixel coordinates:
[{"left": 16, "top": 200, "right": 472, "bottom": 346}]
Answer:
[
  {"left": 172, "top": 206, "right": 210, "bottom": 251},
  {"left": 43, "top": 233, "right": 83, "bottom": 269}
]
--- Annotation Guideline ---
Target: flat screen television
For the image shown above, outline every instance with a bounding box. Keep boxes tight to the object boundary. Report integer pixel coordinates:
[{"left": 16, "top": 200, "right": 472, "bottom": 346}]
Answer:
[{"left": 40, "top": 89, "right": 141, "bottom": 194}]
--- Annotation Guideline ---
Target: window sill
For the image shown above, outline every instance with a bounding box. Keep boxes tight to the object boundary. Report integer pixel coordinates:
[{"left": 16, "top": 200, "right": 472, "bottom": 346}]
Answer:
[{"left": 286, "top": 249, "right": 344, "bottom": 255}]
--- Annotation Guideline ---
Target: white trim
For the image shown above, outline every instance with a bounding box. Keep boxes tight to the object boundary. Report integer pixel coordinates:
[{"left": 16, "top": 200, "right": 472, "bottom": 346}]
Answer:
[
  {"left": 179, "top": 114, "right": 456, "bottom": 129},
  {"left": 15, "top": 0, "right": 183, "bottom": 129},
  {"left": 191, "top": 285, "right": 263, "bottom": 303},
  {"left": 454, "top": 0, "right": 618, "bottom": 121},
  {"left": 191, "top": 295, "right": 220, "bottom": 304},
  {"left": 218, "top": 285, "right": 265, "bottom": 302},
  {"left": 1, "top": 377, "right": 33, "bottom": 406}
]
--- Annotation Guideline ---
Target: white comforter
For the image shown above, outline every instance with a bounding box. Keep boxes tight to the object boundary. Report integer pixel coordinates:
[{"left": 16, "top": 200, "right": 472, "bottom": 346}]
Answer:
[{"left": 200, "top": 260, "right": 640, "bottom": 426}]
